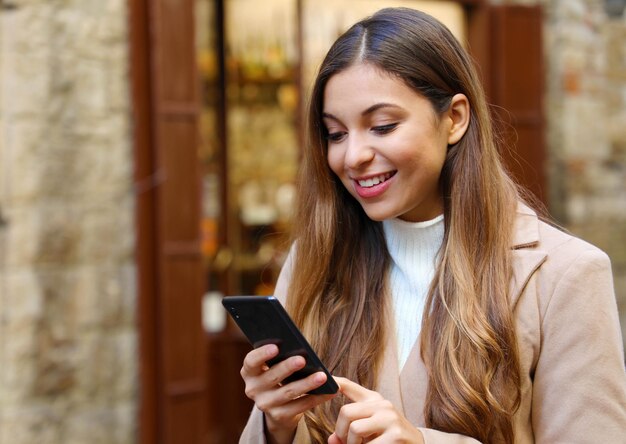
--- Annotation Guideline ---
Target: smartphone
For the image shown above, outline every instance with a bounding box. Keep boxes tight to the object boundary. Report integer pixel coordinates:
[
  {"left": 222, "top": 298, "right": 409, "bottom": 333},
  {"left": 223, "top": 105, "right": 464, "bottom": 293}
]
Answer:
[{"left": 222, "top": 295, "right": 338, "bottom": 395}]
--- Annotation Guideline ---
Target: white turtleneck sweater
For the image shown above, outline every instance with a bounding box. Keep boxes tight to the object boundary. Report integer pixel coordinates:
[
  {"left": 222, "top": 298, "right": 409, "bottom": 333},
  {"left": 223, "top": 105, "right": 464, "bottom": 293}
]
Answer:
[{"left": 382, "top": 214, "right": 444, "bottom": 370}]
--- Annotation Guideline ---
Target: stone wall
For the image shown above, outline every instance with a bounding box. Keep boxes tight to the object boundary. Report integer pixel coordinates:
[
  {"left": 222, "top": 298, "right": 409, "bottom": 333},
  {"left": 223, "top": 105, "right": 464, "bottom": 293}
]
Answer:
[
  {"left": 543, "top": 0, "right": 626, "bottom": 350},
  {"left": 0, "top": 1, "right": 137, "bottom": 443},
  {"left": 494, "top": 0, "right": 626, "bottom": 351}
]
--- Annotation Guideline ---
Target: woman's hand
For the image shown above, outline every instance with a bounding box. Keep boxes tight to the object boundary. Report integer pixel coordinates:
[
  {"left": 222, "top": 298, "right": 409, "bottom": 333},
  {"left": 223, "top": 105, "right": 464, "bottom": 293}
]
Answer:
[
  {"left": 328, "top": 377, "right": 424, "bottom": 444},
  {"left": 240, "top": 344, "right": 337, "bottom": 444}
]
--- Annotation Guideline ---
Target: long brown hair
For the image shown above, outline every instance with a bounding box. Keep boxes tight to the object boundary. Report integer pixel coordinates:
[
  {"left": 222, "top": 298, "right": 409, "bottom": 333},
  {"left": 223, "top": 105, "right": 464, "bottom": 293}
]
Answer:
[{"left": 286, "top": 8, "right": 522, "bottom": 443}]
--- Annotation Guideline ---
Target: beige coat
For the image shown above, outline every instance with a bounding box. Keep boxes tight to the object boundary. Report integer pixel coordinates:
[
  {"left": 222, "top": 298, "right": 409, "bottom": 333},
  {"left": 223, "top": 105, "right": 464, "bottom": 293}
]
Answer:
[{"left": 239, "top": 205, "right": 626, "bottom": 443}]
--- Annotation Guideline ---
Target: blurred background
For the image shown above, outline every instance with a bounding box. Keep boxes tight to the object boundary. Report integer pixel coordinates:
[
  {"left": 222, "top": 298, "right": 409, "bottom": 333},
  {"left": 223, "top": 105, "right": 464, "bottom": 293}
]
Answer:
[{"left": 0, "top": 0, "right": 624, "bottom": 443}]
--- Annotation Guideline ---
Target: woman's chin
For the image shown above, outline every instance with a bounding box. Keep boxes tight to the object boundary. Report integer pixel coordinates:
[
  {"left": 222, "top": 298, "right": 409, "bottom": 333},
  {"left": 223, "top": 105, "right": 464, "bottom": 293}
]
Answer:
[{"left": 361, "top": 206, "right": 397, "bottom": 222}]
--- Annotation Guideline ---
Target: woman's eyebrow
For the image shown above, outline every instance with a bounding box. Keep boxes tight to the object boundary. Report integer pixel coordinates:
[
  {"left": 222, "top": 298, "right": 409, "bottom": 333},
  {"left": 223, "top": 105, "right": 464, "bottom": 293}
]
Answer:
[
  {"left": 322, "top": 103, "right": 402, "bottom": 121},
  {"left": 361, "top": 103, "right": 402, "bottom": 116}
]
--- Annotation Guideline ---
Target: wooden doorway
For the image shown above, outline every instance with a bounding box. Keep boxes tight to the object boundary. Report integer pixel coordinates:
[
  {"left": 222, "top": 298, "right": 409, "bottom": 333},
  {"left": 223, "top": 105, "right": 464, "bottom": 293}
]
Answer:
[
  {"left": 130, "top": 0, "right": 208, "bottom": 442},
  {"left": 129, "top": 1, "right": 545, "bottom": 443}
]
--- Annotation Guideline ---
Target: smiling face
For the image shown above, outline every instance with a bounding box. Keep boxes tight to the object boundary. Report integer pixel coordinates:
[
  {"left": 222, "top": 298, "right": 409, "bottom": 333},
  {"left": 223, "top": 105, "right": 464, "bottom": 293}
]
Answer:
[{"left": 324, "top": 63, "right": 456, "bottom": 222}]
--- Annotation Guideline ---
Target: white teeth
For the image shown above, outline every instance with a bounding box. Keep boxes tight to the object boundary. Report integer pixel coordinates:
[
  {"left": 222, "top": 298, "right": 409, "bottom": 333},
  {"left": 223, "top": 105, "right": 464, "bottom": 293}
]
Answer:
[{"left": 358, "top": 174, "right": 388, "bottom": 188}]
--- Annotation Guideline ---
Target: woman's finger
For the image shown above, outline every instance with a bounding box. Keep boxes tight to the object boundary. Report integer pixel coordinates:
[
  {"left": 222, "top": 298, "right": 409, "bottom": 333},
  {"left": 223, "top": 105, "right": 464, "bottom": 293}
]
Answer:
[
  {"left": 327, "top": 432, "right": 342, "bottom": 444},
  {"left": 332, "top": 378, "right": 385, "bottom": 442},
  {"left": 278, "top": 371, "right": 328, "bottom": 401},
  {"left": 345, "top": 417, "right": 384, "bottom": 444},
  {"left": 241, "top": 344, "right": 279, "bottom": 377},
  {"left": 261, "top": 355, "right": 307, "bottom": 387},
  {"left": 244, "top": 355, "right": 306, "bottom": 401},
  {"left": 334, "top": 400, "right": 379, "bottom": 442},
  {"left": 268, "top": 391, "right": 336, "bottom": 423},
  {"left": 334, "top": 376, "right": 382, "bottom": 402},
  {"left": 256, "top": 370, "right": 330, "bottom": 411}
]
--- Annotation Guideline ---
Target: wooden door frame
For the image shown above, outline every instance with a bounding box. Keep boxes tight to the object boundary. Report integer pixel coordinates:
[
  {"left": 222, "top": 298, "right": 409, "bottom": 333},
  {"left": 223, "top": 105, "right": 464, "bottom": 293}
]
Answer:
[
  {"left": 129, "top": 0, "right": 159, "bottom": 442},
  {"left": 130, "top": 0, "right": 207, "bottom": 443},
  {"left": 129, "top": 1, "right": 546, "bottom": 442}
]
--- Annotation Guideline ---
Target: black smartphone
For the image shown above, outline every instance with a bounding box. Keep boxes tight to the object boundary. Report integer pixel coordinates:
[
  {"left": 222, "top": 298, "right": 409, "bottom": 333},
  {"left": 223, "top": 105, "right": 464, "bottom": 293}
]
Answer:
[{"left": 222, "top": 295, "right": 338, "bottom": 395}]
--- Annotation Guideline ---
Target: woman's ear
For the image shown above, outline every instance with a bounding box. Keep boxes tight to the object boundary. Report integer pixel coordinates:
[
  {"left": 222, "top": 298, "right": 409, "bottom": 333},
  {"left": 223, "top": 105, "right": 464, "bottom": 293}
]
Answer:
[{"left": 447, "top": 93, "right": 470, "bottom": 145}]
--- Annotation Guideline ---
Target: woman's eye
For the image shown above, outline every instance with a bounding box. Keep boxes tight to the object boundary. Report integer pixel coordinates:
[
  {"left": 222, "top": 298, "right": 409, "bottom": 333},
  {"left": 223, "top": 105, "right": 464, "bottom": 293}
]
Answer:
[
  {"left": 372, "top": 123, "right": 398, "bottom": 135},
  {"left": 326, "top": 131, "right": 347, "bottom": 143}
]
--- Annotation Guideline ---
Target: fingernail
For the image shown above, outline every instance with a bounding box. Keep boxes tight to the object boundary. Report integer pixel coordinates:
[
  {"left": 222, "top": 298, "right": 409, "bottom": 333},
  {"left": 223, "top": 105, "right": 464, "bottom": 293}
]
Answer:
[{"left": 314, "top": 373, "right": 326, "bottom": 383}]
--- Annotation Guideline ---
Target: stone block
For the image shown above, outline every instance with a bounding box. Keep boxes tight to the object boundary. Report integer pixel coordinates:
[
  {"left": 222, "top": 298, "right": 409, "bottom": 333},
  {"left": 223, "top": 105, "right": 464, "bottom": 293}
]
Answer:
[
  {"left": 92, "top": 0, "right": 129, "bottom": 46},
  {"left": 1, "top": 51, "right": 51, "bottom": 118},
  {"left": 73, "top": 263, "right": 135, "bottom": 328},
  {"left": 35, "top": 155, "right": 80, "bottom": 200},
  {"left": 32, "top": 138, "right": 129, "bottom": 201},
  {"left": 585, "top": 161, "right": 626, "bottom": 194},
  {"left": 73, "top": 331, "right": 136, "bottom": 402},
  {"left": 557, "top": 0, "right": 587, "bottom": 21},
  {"left": 76, "top": 201, "right": 134, "bottom": 263},
  {"left": 0, "top": 132, "right": 4, "bottom": 200},
  {"left": 610, "top": 139, "right": 626, "bottom": 165},
  {"left": 104, "top": 48, "right": 131, "bottom": 112},
  {"left": 2, "top": 269, "right": 42, "bottom": 322},
  {"left": 32, "top": 204, "right": 84, "bottom": 265},
  {"left": 591, "top": 194, "right": 626, "bottom": 219},
  {"left": 565, "top": 194, "right": 589, "bottom": 224},
  {"left": 2, "top": 120, "right": 46, "bottom": 203},
  {"left": 68, "top": 127, "right": 133, "bottom": 199},
  {"left": 63, "top": 404, "right": 136, "bottom": 444},
  {"left": 62, "top": 0, "right": 128, "bottom": 57},
  {"left": 559, "top": 45, "right": 593, "bottom": 74},
  {"left": 0, "top": 404, "right": 62, "bottom": 444},
  {"left": 562, "top": 96, "right": 611, "bottom": 158},
  {"left": 112, "top": 331, "right": 138, "bottom": 401},
  {"left": 605, "top": 23, "right": 626, "bottom": 73},
  {"left": 118, "top": 263, "right": 137, "bottom": 325},
  {"left": 28, "top": 269, "right": 81, "bottom": 398},
  {"left": 2, "top": 352, "right": 37, "bottom": 403},
  {"left": 569, "top": 219, "right": 626, "bottom": 270},
  {"left": 72, "top": 60, "right": 110, "bottom": 116},
  {"left": 3, "top": 205, "right": 40, "bottom": 267},
  {"left": 582, "top": 72, "right": 609, "bottom": 96},
  {"left": 1, "top": 271, "right": 42, "bottom": 401},
  {"left": 7, "top": 3, "right": 55, "bottom": 53},
  {"left": 11, "top": 118, "right": 131, "bottom": 202}
]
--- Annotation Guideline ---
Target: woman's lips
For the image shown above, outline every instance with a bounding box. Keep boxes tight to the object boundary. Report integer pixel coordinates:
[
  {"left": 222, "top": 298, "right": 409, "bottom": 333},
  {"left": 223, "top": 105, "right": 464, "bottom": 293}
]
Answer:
[{"left": 353, "top": 171, "right": 396, "bottom": 198}]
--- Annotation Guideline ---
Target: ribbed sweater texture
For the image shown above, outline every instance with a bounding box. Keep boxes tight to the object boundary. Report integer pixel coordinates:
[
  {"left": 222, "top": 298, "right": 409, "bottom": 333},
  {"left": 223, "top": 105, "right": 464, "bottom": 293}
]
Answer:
[{"left": 382, "top": 214, "right": 444, "bottom": 369}]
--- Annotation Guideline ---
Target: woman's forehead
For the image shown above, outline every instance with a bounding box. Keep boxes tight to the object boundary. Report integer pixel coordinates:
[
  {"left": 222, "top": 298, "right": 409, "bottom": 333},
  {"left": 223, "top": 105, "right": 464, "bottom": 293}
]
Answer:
[{"left": 322, "top": 64, "right": 427, "bottom": 117}]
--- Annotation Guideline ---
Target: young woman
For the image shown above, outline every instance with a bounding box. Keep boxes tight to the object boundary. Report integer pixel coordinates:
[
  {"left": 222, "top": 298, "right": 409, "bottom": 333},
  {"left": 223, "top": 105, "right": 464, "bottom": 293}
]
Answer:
[{"left": 238, "top": 8, "right": 626, "bottom": 444}]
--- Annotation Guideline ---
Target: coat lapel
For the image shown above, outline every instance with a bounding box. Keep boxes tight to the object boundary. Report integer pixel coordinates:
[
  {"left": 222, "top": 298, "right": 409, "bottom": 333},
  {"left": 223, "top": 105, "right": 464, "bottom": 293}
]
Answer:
[
  {"left": 510, "top": 249, "right": 546, "bottom": 307},
  {"left": 376, "top": 318, "right": 428, "bottom": 427},
  {"left": 399, "top": 340, "right": 428, "bottom": 426},
  {"left": 376, "top": 318, "right": 404, "bottom": 412},
  {"left": 510, "top": 204, "right": 547, "bottom": 307}
]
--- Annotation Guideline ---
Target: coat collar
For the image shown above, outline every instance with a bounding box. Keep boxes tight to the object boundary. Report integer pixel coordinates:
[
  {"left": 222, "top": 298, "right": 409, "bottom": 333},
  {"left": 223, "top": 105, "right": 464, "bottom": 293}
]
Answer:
[
  {"left": 377, "top": 202, "right": 548, "bottom": 425},
  {"left": 510, "top": 202, "right": 547, "bottom": 309},
  {"left": 512, "top": 202, "right": 541, "bottom": 249},
  {"left": 376, "top": 322, "right": 429, "bottom": 426}
]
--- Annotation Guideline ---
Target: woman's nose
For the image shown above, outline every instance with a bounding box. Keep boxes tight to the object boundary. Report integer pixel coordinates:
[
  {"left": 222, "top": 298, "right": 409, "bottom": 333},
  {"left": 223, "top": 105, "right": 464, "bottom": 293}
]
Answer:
[{"left": 344, "top": 134, "right": 375, "bottom": 169}]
